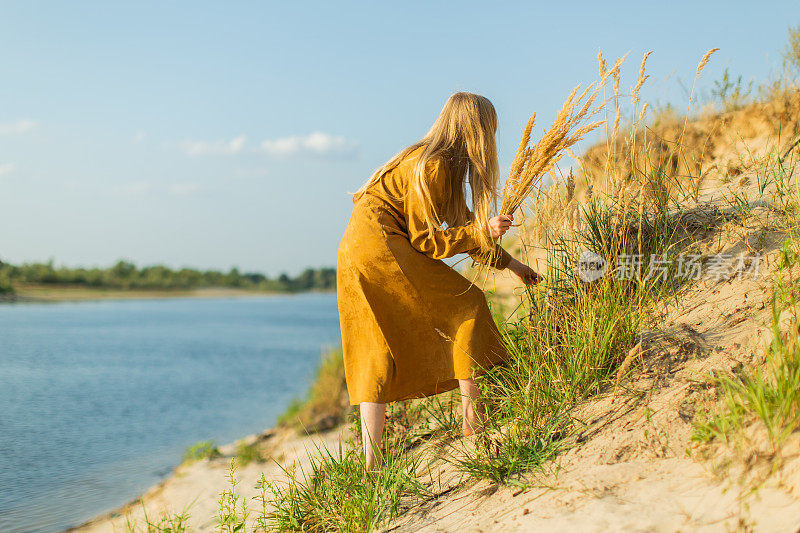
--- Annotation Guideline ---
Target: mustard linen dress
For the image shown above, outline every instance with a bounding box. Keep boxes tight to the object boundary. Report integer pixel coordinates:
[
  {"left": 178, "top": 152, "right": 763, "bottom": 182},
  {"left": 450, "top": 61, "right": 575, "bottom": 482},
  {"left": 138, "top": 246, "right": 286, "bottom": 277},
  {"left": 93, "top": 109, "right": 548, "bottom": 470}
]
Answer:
[{"left": 336, "top": 147, "right": 512, "bottom": 405}]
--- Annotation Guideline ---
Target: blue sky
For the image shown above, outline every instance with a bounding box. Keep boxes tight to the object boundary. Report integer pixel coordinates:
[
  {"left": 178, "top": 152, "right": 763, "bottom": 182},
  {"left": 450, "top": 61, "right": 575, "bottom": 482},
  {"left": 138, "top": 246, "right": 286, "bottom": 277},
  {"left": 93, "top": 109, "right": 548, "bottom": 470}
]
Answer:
[{"left": 1, "top": 1, "right": 795, "bottom": 276}]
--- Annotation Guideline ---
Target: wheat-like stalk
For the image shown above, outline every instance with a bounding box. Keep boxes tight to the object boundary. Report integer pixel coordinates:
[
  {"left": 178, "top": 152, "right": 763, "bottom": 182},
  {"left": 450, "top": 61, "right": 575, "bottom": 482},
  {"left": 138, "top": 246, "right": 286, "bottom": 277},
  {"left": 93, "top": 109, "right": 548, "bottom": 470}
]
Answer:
[
  {"left": 612, "top": 68, "right": 621, "bottom": 133},
  {"left": 597, "top": 48, "right": 607, "bottom": 78},
  {"left": 610, "top": 63, "right": 623, "bottom": 196},
  {"left": 677, "top": 48, "right": 721, "bottom": 166},
  {"left": 499, "top": 56, "right": 624, "bottom": 217},
  {"left": 612, "top": 341, "right": 643, "bottom": 400},
  {"left": 631, "top": 51, "right": 653, "bottom": 107},
  {"left": 697, "top": 48, "right": 719, "bottom": 76},
  {"left": 507, "top": 114, "right": 536, "bottom": 187}
]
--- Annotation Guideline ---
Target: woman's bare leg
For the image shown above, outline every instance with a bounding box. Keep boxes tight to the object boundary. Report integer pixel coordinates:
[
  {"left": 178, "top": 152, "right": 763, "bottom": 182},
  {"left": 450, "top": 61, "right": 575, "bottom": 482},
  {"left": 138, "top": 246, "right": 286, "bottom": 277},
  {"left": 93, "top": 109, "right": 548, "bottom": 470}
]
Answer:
[
  {"left": 360, "top": 402, "right": 385, "bottom": 471},
  {"left": 459, "top": 378, "right": 486, "bottom": 435}
]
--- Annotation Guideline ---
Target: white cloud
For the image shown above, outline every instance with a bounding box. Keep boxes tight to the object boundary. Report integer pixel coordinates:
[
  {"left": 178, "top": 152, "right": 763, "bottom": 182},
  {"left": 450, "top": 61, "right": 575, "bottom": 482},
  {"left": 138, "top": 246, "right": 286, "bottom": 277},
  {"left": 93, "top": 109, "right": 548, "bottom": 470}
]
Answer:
[
  {"left": 134, "top": 131, "right": 147, "bottom": 142},
  {"left": 259, "top": 131, "right": 356, "bottom": 157},
  {"left": 168, "top": 182, "right": 200, "bottom": 197},
  {"left": 175, "top": 132, "right": 356, "bottom": 158},
  {"left": 111, "top": 181, "right": 151, "bottom": 196},
  {"left": 180, "top": 135, "right": 246, "bottom": 156},
  {"left": 0, "top": 163, "right": 15, "bottom": 177},
  {"left": 0, "top": 119, "right": 37, "bottom": 135}
]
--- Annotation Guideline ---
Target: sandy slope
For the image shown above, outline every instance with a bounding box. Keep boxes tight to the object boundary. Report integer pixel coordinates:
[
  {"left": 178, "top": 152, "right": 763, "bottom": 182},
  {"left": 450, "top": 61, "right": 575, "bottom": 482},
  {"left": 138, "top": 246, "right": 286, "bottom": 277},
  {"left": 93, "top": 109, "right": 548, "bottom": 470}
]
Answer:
[
  {"left": 381, "top": 149, "right": 800, "bottom": 531},
  {"left": 386, "top": 244, "right": 800, "bottom": 531},
  {"left": 385, "top": 456, "right": 800, "bottom": 532}
]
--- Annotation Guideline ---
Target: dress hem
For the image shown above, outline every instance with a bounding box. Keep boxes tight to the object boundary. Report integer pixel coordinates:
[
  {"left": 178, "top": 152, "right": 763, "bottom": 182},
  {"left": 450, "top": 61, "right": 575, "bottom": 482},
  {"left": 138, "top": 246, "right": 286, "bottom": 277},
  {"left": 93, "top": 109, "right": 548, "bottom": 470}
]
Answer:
[{"left": 347, "top": 348, "right": 507, "bottom": 406}]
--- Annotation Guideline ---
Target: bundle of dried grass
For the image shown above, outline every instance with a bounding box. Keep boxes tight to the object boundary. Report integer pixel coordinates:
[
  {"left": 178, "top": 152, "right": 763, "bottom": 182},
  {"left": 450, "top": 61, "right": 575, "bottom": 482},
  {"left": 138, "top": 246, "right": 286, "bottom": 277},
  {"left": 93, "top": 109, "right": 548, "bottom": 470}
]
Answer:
[{"left": 499, "top": 56, "right": 625, "bottom": 218}]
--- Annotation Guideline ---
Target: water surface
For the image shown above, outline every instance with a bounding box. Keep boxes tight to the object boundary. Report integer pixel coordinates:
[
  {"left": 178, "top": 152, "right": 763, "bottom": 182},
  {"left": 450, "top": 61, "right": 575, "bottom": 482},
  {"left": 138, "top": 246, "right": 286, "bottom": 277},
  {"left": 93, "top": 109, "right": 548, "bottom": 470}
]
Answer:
[{"left": 0, "top": 293, "right": 340, "bottom": 532}]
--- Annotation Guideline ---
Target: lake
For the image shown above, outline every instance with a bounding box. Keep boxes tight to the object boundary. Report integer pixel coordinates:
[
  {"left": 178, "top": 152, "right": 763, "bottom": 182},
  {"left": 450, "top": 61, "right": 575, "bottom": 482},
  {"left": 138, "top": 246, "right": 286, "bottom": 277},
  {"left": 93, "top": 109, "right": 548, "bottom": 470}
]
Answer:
[{"left": 0, "top": 293, "right": 341, "bottom": 533}]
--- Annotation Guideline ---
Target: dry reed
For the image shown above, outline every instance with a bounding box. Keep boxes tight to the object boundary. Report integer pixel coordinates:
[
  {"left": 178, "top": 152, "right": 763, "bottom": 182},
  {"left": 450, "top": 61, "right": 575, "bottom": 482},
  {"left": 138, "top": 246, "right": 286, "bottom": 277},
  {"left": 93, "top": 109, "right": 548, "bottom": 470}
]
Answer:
[
  {"left": 499, "top": 55, "right": 626, "bottom": 217},
  {"left": 697, "top": 48, "right": 720, "bottom": 76},
  {"left": 632, "top": 51, "right": 653, "bottom": 107},
  {"left": 612, "top": 341, "right": 643, "bottom": 400},
  {"left": 597, "top": 48, "right": 607, "bottom": 78},
  {"left": 612, "top": 67, "right": 622, "bottom": 139},
  {"left": 682, "top": 48, "right": 721, "bottom": 122}
]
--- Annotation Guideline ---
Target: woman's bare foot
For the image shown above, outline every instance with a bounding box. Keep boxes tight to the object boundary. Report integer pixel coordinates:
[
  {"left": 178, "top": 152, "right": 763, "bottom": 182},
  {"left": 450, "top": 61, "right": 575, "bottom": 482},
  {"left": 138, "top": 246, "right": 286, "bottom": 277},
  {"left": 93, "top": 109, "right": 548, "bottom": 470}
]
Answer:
[
  {"left": 462, "top": 410, "right": 487, "bottom": 437},
  {"left": 459, "top": 378, "right": 487, "bottom": 437}
]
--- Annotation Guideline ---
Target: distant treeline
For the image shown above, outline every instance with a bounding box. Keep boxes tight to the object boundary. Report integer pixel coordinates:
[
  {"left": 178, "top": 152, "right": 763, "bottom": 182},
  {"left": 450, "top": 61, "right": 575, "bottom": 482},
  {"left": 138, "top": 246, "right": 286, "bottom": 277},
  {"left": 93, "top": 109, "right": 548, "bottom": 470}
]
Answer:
[{"left": 0, "top": 259, "right": 335, "bottom": 294}]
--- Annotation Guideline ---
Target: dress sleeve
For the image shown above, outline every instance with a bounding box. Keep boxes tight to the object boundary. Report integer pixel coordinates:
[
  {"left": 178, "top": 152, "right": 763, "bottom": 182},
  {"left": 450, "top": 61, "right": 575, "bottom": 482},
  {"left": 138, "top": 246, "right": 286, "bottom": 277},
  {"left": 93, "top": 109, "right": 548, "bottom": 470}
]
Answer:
[
  {"left": 404, "top": 158, "right": 484, "bottom": 259},
  {"left": 466, "top": 242, "right": 513, "bottom": 270},
  {"left": 404, "top": 158, "right": 511, "bottom": 270}
]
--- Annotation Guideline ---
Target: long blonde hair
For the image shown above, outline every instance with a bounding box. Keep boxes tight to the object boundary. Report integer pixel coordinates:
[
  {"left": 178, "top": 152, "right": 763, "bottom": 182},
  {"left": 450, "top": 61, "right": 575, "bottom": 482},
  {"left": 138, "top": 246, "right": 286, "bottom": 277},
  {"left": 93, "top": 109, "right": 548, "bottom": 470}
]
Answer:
[{"left": 354, "top": 92, "right": 500, "bottom": 254}]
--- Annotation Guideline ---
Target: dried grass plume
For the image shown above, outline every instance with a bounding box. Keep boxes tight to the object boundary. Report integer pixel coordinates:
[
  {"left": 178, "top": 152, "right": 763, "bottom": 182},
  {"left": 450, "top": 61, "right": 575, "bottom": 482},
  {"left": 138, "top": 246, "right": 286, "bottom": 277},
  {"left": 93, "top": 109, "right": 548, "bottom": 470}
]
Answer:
[
  {"left": 697, "top": 48, "right": 720, "bottom": 76},
  {"left": 499, "top": 55, "right": 626, "bottom": 217}
]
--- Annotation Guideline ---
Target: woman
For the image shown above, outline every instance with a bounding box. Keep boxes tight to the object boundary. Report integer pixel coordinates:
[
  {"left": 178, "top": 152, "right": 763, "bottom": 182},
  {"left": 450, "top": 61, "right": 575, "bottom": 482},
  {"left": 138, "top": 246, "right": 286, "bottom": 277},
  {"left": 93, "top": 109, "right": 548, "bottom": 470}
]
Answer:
[{"left": 337, "top": 92, "right": 541, "bottom": 470}]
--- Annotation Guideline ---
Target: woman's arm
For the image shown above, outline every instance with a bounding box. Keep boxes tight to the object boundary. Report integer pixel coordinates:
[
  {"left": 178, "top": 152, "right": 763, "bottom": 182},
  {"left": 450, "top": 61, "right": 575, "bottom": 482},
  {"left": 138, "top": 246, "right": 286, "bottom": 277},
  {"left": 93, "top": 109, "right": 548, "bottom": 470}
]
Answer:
[
  {"left": 404, "top": 158, "right": 486, "bottom": 259},
  {"left": 506, "top": 257, "right": 543, "bottom": 284},
  {"left": 464, "top": 210, "right": 542, "bottom": 281},
  {"left": 405, "top": 158, "right": 536, "bottom": 281},
  {"left": 466, "top": 243, "right": 513, "bottom": 269},
  {"left": 462, "top": 207, "right": 512, "bottom": 269}
]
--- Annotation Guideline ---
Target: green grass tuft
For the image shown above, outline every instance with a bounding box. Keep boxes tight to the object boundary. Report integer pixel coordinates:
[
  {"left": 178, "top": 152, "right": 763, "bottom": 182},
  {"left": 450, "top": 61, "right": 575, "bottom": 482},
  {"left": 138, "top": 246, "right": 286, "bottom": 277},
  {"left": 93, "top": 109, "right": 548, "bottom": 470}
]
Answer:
[
  {"left": 257, "top": 418, "right": 428, "bottom": 532},
  {"left": 182, "top": 440, "right": 221, "bottom": 463},
  {"left": 235, "top": 441, "right": 268, "bottom": 467}
]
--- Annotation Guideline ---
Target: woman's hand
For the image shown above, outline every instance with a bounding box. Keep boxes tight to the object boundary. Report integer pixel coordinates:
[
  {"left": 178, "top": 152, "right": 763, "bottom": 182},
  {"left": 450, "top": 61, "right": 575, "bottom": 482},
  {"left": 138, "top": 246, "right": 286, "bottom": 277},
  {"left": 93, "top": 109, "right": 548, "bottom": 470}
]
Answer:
[
  {"left": 487, "top": 214, "right": 513, "bottom": 238},
  {"left": 508, "top": 258, "right": 543, "bottom": 285}
]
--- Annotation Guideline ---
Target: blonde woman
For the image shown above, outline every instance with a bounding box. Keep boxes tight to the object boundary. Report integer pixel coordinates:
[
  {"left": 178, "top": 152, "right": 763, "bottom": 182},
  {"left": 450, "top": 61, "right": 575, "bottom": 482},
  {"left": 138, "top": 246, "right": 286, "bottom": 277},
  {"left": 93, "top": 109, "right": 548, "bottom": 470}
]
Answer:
[{"left": 337, "top": 92, "right": 541, "bottom": 470}]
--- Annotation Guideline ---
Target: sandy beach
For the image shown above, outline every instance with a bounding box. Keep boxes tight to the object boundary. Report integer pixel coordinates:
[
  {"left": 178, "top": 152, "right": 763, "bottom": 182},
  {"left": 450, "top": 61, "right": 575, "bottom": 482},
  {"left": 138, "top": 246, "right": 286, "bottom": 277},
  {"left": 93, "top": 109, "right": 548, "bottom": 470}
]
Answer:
[
  {"left": 2, "top": 284, "right": 332, "bottom": 303},
  {"left": 70, "top": 425, "right": 352, "bottom": 532}
]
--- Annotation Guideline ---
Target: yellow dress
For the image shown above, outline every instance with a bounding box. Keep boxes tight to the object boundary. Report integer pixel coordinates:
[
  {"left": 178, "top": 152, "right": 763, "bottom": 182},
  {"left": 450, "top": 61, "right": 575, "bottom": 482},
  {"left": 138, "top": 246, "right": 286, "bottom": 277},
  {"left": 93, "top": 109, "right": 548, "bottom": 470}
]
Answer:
[{"left": 336, "top": 147, "right": 512, "bottom": 405}]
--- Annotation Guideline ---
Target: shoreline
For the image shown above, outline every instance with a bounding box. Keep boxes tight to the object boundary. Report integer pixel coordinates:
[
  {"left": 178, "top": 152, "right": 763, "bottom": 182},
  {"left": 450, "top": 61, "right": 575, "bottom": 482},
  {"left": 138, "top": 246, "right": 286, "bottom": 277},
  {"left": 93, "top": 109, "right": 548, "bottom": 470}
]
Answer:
[
  {"left": 64, "top": 428, "right": 265, "bottom": 532},
  {"left": 69, "top": 423, "right": 350, "bottom": 532},
  {"left": 0, "top": 285, "right": 334, "bottom": 304}
]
